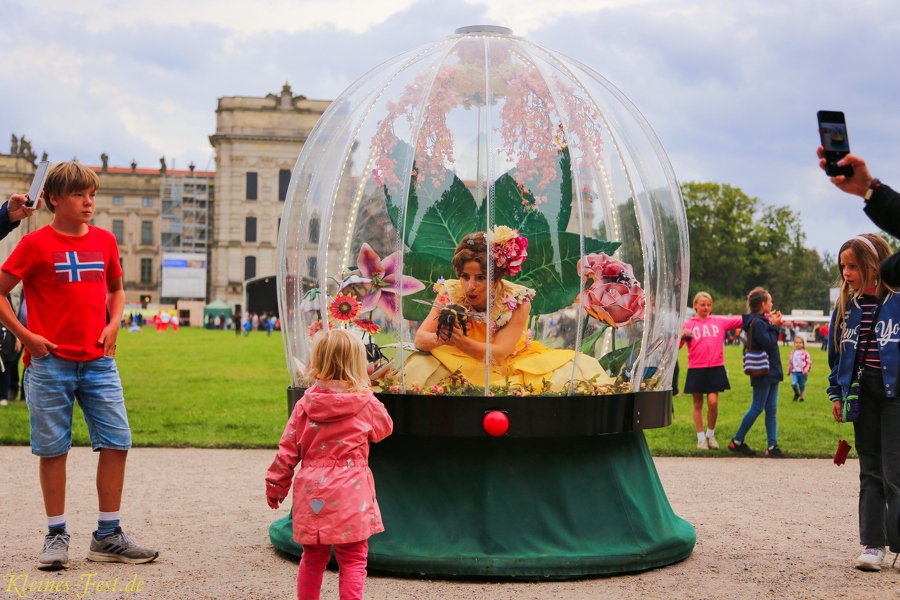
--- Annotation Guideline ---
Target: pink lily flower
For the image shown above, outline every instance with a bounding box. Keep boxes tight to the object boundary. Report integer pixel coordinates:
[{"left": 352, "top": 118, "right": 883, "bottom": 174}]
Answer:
[{"left": 342, "top": 243, "right": 426, "bottom": 319}]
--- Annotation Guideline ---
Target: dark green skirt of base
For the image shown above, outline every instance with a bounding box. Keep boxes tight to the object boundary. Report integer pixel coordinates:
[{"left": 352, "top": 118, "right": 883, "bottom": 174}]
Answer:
[{"left": 269, "top": 431, "right": 695, "bottom": 579}]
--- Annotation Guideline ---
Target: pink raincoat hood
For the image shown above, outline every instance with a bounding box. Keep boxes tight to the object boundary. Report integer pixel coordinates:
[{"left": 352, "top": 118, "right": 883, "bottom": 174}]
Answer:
[{"left": 301, "top": 385, "right": 374, "bottom": 422}]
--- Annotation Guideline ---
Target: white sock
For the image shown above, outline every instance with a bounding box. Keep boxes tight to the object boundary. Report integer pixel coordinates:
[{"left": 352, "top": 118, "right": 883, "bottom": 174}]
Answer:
[
  {"left": 697, "top": 432, "right": 707, "bottom": 442},
  {"left": 706, "top": 429, "right": 715, "bottom": 438},
  {"left": 47, "top": 514, "right": 66, "bottom": 533}
]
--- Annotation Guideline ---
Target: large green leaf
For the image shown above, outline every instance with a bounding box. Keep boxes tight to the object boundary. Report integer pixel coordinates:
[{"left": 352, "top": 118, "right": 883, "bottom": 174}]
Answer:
[
  {"left": 514, "top": 233, "right": 622, "bottom": 315},
  {"left": 400, "top": 252, "right": 453, "bottom": 321},
  {"left": 487, "top": 173, "right": 551, "bottom": 236},
  {"left": 483, "top": 148, "right": 573, "bottom": 238},
  {"left": 408, "top": 174, "right": 481, "bottom": 261},
  {"left": 556, "top": 147, "right": 573, "bottom": 232}
]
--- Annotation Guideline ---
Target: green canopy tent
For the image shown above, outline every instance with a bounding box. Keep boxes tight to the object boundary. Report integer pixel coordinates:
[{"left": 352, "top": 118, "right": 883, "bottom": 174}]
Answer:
[{"left": 203, "top": 299, "right": 232, "bottom": 322}]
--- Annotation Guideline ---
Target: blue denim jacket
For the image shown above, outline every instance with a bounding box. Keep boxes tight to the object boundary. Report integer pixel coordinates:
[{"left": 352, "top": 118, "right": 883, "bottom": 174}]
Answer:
[{"left": 827, "top": 292, "right": 900, "bottom": 400}]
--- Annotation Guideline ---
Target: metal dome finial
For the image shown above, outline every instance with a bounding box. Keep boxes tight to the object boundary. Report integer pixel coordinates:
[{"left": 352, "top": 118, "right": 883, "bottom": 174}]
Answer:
[{"left": 455, "top": 25, "right": 512, "bottom": 35}]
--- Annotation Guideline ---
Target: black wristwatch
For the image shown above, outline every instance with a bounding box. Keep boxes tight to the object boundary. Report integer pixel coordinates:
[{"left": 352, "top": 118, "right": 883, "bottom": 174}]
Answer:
[{"left": 864, "top": 178, "right": 881, "bottom": 201}]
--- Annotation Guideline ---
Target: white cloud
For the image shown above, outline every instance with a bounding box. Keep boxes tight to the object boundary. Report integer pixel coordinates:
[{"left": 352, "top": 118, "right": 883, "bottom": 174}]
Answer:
[{"left": 20, "top": 0, "right": 419, "bottom": 34}]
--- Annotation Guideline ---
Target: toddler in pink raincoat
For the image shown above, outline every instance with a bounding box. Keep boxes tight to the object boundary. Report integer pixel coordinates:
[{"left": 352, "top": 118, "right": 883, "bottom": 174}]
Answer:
[{"left": 266, "top": 329, "right": 393, "bottom": 600}]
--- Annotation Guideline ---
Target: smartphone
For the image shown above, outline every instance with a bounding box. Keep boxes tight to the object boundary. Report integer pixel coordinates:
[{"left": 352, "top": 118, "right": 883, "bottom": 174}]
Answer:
[
  {"left": 26, "top": 160, "right": 50, "bottom": 209},
  {"left": 817, "top": 111, "right": 853, "bottom": 177}
]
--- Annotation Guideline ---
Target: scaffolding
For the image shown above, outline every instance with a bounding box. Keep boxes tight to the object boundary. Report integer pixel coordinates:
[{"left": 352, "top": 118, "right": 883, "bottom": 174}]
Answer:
[
  {"left": 160, "top": 167, "right": 213, "bottom": 301},
  {"left": 160, "top": 169, "right": 210, "bottom": 252}
]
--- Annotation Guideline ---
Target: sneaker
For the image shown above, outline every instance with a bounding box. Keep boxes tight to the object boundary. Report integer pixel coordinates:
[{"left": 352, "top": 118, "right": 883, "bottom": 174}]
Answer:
[
  {"left": 0, "top": 399, "right": 6, "bottom": 406},
  {"left": 697, "top": 437, "right": 709, "bottom": 450},
  {"left": 39, "top": 531, "right": 70, "bottom": 570},
  {"left": 707, "top": 435, "right": 720, "bottom": 450},
  {"left": 87, "top": 527, "right": 158, "bottom": 564},
  {"left": 766, "top": 445, "right": 787, "bottom": 458},
  {"left": 856, "top": 546, "right": 885, "bottom": 571},
  {"left": 728, "top": 439, "right": 756, "bottom": 456}
]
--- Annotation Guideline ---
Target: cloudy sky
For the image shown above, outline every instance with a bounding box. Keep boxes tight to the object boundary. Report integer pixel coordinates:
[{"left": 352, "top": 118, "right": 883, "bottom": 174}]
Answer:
[{"left": 2, "top": 0, "right": 899, "bottom": 258}]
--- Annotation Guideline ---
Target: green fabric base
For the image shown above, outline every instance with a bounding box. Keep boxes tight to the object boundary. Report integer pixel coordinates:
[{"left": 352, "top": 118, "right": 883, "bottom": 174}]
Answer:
[{"left": 269, "top": 432, "right": 695, "bottom": 579}]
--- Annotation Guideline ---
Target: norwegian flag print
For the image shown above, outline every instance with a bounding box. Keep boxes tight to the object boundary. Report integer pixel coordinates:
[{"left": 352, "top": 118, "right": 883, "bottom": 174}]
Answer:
[{"left": 53, "top": 251, "right": 105, "bottom": 283}]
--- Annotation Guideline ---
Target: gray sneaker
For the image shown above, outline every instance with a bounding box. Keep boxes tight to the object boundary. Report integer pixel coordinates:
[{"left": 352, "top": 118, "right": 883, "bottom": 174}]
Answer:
[
  {"left": 39, "top": 531, "right": 70, "bottom": 570},
  {"left": 87, "top": 527, "right": 158, "bottom": 564}
]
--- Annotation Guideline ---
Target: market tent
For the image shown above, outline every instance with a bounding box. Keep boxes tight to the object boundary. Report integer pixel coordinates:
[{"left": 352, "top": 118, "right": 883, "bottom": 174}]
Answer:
[{"left": 203, "top": 299, "right": 233, "bottom": 320}]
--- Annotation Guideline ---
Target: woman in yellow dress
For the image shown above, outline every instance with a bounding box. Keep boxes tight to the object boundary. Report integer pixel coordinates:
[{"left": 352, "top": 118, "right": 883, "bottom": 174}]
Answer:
[{"left": 405, "top": 227, "right": 611, "bottom": 392}]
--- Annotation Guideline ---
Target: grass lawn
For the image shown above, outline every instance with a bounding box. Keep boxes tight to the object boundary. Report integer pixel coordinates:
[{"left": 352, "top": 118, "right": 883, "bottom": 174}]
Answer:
[
  {"left": 645, "top": 343, "right": 846, "bottom": 458},
  {"left": 0, "top": 328, "right": 847, "bottom": 457},
  {"left": 0, "top": 327, "right": 291, "bottom": 449}
]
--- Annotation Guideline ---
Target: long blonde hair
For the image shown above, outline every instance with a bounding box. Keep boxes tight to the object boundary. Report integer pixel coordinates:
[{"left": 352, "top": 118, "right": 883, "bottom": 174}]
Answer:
[
  {"left": 833, "top": 233, "right": 893, "bottom": 351},
  {"left": 308, "top": 329, "right": 370, "bottom": 391}
]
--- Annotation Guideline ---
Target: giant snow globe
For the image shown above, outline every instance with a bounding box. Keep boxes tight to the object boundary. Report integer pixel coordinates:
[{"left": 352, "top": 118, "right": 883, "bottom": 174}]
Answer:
[{"left": 272, "top": 25, "right": 695, "bottom": 578}]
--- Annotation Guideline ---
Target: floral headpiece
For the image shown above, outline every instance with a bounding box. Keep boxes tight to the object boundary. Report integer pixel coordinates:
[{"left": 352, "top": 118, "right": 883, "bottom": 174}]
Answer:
[{"left": 487, "top": 226, "right": 528, "bottom": 276}]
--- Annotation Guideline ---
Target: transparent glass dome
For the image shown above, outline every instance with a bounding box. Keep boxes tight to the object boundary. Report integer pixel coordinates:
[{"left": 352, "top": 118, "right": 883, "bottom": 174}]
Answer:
[{"left": 278, "top": 25, "right": 688, "bottom": 398}]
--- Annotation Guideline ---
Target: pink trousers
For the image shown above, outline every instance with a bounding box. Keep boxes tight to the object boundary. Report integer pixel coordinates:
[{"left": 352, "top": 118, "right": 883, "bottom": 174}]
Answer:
[{"left": 297, "top": 540, "right": 368, "bottom": 600}]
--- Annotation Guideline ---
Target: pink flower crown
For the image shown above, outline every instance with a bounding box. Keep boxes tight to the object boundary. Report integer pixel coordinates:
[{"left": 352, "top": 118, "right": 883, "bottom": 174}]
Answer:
[{"left": 489, "top": 226, "right": 528, "bottom": 276}]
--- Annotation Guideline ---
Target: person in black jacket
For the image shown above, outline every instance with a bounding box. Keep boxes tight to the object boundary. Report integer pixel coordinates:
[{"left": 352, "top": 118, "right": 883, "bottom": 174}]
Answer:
[{"left": 817, "top": 148, "right": 900, "bottom": 286}]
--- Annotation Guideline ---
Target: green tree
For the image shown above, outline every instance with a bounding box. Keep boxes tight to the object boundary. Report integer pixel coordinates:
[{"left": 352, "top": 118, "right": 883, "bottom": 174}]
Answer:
[{"left": 681, "top": 181, "right": 833, "bottom": 315}]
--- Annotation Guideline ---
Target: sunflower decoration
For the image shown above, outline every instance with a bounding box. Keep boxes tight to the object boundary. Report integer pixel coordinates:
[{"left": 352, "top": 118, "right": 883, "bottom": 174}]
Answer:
[{"left": 329, "top": 294, "right": 361, "bottom": 323}]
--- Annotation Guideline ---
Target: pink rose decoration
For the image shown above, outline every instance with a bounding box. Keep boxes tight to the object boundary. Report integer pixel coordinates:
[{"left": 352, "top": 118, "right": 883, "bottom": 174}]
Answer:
[{"left": 578, "top": 280, "right": 645, "bottom": 328}]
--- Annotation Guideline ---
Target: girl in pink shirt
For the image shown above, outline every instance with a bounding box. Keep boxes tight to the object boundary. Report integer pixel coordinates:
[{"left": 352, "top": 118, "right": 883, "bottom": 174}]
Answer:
[
  {"left": 680, "top": 292, "right": 742, "bottom": 450},
  {"left": 266, "top": 329, "right": 393, "bottom": 600}
]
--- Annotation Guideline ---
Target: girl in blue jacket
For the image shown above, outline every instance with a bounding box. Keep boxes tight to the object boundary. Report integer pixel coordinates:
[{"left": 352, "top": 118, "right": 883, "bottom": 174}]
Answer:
[
  {"left": 828, "top": 233, "right": 900, "bottom": 572},
  {"left": 729, "top": 286, "right": 786, "bottom": 458}
]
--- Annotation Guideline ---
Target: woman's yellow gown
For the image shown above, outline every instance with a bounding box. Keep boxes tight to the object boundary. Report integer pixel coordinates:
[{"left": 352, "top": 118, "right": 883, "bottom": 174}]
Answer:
[{"left": 403, "top": 279, "right": 612, "bottom": 391}]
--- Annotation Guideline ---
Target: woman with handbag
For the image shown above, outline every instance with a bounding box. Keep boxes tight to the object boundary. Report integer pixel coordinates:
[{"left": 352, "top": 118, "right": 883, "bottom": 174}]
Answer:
[
  {"left": 728, "top": 286, "right": 787, "bottom": 458},
  {"left": 827, "top": 233, "right": 900, "bottom": 572}
]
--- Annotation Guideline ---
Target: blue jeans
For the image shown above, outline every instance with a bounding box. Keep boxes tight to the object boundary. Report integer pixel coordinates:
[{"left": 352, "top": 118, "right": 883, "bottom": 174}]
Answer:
[
  {"left": 791, "top": 372, "right": 808, "bottom": 393},
  {"left": 24, "top": 353, "right": 131, "bottom": 457},
  {"left": 734, "top": 382, "right": 779, "bottom": 448},
  {"left": 854, "top": 368, "right": 900, "bottom": 552}
]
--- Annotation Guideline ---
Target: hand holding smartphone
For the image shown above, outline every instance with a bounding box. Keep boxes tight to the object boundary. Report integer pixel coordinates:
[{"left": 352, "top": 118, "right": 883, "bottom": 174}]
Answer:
[
  {"left": 817, "top": 111, "right": 853, "bottom": 177},
  {"left": 26, "top": 160, "right": 50, "bottom": 209}
]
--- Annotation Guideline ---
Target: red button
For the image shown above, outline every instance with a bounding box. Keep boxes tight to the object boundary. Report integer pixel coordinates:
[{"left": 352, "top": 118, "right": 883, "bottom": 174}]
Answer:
[{"left": 483, "top": 410, "right": 509, "bottom": 436}]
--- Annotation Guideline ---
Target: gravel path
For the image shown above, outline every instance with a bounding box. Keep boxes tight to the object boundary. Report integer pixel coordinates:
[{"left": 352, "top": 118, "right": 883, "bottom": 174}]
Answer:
[{"left": 1, "top": 446, "right": 896, "bottom": 599}]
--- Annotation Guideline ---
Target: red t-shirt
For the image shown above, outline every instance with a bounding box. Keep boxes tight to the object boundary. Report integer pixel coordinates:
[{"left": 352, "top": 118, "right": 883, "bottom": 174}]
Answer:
[{"left": 2, "top": 225, "right": 123, "bottom": 366}]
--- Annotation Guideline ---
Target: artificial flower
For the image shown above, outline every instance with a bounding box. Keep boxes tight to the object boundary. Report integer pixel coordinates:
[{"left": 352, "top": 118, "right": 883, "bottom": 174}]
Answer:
[
  {"left": 341, "top": 243, "right": 426, "bottom": 319},
  {"left": 329, "top": 294, "right": 361, "bottom": 322},
  {"left": 307, "top": 320, "right": 333, "bottom": 338},
  {"left": 492, "top": 225, "right": 518, "bottom": 245},
  {"left": 577, "top": 279, "right": 646, "bottom": 328},
  {"left": 353, "top": 318, "right": 381, "bottom": 335},
  {"left": 491, "top": 229, "right": 528, "bottom": 276}
]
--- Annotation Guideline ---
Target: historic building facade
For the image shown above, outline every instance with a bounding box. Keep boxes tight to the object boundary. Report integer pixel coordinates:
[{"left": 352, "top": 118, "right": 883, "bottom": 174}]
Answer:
[{"left": 209, "top": 84, "right": 329, "bottom": 313}]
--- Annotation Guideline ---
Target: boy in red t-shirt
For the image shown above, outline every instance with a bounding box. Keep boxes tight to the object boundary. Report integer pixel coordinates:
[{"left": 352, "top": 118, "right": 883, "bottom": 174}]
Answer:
[{"left": 0, "top": 162, "right": 157, "bottom": 570}]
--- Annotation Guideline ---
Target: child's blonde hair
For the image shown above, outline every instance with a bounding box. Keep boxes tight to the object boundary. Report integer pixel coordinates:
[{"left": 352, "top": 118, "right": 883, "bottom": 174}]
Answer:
[
  {"left": 44, "top": 161, "right": 100, "bottom": 214},
  {"left": 693, "top": 291, "right": 712, "bottom": 307},
  {"left": 833, "top": 233, "right": 894, "bottom": 351},
  {"left": 308, "top": 329, "right": 370, "bottom": 391}
]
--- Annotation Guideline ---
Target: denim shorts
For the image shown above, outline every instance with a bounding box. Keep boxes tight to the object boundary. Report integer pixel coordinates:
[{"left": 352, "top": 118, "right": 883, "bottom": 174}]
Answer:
[{"left": 24, "top": 353, "right": 131, "bottom": 457}]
